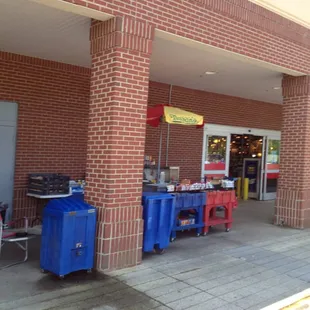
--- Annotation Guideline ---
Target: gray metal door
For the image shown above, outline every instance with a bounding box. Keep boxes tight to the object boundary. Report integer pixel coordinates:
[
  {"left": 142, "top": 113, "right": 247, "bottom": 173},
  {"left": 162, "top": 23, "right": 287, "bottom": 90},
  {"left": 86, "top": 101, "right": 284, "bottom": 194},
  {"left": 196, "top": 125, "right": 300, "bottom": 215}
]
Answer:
[{"left": 0, "top": 102, "right": 17, "bottom": 222}]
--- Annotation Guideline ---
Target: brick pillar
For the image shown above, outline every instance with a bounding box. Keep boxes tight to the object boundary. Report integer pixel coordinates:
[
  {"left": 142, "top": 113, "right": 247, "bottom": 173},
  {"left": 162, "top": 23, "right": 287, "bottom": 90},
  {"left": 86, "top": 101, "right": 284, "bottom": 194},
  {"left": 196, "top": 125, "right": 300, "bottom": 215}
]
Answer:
[
  {"left": 275, "top": 75, "right": 310, "bottom": 229},
  {"left": 86, "top": 17, "right": 154, "bottom": 271}
]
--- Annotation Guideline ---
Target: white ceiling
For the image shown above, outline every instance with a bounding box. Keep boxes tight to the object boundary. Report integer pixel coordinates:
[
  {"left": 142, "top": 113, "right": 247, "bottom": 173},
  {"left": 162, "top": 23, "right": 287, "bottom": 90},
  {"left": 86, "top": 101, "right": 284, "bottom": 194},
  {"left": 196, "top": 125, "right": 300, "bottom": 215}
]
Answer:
[
  {"left": 0, "top": 0, "right": 91, "bottom": 67},
  {"left": 150, "top": 36, "right": 283, "bottom": 104},
  {"left": 0, "top": 0, "right": 290, "bottom": 104}
]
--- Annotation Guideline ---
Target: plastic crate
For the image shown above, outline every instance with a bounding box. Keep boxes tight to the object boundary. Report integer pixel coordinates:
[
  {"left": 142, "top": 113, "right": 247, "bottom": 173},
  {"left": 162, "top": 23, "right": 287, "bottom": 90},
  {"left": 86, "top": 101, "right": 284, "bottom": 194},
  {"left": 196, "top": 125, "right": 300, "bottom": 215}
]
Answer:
[
  {"left": 214, "top": 191, "right": 224, "bottom": 204},
  {"left": 28, "top": 173, "right": 69, "bottom": 195},
  {"left": 203, "top": 190, "right": 237, "bottom": 234},
  {"left": 183, "top": 193, "right": 194, "bottom": 208},
  {"left": 206, "top": 191, "right": 236, "bottom": 206},
  {"left": 171, "top": 192, "right": 206, "bottom": 240},
  {"left": 201, "top": 192, "right": 207, "bottom": 206},
  {"left": 175, "top": 193, "right": 184, "bottom": 209},
  {"left": 222, "top": 191, "right": 233, "bottom": 203},
  {"left": 142, "top": 192, "right": 176, "bottom": 253},
  {"left": 174, "top": 193, "right": 206, "bottom": 209},
  {"left": 40, "top": 197, "right": 96, "bottom": 277},
  {"left": 192, "top": 192, "right": 207, "bottom": 207},
  {"left": 207, "top": 191, "right": 216, "bottom": 205}
]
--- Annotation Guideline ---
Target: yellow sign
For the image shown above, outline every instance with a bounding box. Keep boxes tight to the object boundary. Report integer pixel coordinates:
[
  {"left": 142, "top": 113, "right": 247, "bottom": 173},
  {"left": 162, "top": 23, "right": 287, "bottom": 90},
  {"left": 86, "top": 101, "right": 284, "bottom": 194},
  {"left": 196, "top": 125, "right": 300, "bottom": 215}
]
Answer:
[{"left": 164, "top": 106, "right": 203, "bottom": 126}]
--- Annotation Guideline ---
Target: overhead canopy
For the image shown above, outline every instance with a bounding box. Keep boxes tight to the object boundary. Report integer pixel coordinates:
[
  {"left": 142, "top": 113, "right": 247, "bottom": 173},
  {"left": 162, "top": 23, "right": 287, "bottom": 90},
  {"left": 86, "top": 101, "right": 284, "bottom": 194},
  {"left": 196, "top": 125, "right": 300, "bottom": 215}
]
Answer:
[{"left": 147, "top": 104, "right": 204, "bottom": 127}]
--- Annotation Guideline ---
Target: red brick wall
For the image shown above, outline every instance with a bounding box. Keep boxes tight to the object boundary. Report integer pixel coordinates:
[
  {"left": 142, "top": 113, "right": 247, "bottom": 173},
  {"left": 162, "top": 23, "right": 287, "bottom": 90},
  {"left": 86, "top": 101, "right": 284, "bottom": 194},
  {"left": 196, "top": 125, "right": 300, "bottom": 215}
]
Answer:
[
  {"left": 0, "top": 52, "right": 90, "bottom": 220},
  {"left": 63, "top": 0, "right": 310, "bottom": 73},
  {"left": 0, "top": 51, "right": 283, "bottom": 221},
  {"left": 145, "top": 81, "right": 282, "bottom": 181},
  {"left": 87, "top": 17, "right": 153, "bottom": 270},
  {"left": 276, "top": 75, "right": 310, "bottom": 228}
]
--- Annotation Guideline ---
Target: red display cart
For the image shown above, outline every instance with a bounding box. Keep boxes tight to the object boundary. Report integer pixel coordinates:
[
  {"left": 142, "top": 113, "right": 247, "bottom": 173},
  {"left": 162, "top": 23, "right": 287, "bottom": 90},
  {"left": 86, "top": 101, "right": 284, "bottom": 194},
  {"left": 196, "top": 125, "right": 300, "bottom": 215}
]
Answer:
[{"left": 203, "top": 190, "right": 237, "bottom": 235}]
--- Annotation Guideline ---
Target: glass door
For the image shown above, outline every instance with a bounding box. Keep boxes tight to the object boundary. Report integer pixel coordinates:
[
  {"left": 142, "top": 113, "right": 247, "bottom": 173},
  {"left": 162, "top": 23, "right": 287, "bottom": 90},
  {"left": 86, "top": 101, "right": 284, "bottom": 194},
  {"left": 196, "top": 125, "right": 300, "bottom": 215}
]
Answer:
[
  {"left": 202, "top": 133, "right": 230, "bottom": 179},
  {"left": 202, "top": 125, "right": 280, "bottom": 198},
  {"left": 260, "top": 138, "right": 280, "bottom": 200}
]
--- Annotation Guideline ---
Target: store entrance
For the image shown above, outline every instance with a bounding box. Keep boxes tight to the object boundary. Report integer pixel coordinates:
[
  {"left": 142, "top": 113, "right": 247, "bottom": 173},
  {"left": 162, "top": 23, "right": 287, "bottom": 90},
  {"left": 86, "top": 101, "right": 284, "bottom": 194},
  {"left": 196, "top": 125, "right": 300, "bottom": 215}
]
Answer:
[
  {"left": 229, "top": 134, "right": 263, "bottom": 178},
  {"left": 229, "top": 134, "right": 263, "bottom": 199},
  {"left": 203, "top": 124, "right": 281, "bottom": 201}
]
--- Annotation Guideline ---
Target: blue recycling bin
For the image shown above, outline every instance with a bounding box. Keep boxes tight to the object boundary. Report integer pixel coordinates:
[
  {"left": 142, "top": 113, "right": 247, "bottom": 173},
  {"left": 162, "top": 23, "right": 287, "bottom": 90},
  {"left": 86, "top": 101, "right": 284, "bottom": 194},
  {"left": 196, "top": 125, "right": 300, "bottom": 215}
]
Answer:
[
  {"left": 142, "top": 192, "right": 176, "bottom": 253},
  {"left": 70, "top": 192, "right": 84, "bottom": 201},
  {"left": 40, "top": 197, "right": 96, "bottom": 278}
]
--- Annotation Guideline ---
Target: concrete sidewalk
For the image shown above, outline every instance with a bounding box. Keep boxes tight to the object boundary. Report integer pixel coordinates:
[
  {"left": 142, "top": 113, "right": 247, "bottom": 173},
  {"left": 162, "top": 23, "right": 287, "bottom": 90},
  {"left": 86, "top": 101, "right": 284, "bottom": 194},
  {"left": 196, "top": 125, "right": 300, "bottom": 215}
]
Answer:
[{"left": 1, "top": 200, "right": 310, "bottom": 310}]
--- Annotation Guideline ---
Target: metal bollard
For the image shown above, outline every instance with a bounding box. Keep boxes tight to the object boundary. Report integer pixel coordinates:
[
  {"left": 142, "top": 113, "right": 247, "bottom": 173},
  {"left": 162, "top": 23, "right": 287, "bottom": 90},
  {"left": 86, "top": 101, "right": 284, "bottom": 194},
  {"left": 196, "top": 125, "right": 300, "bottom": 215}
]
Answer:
[{"left": 243, "top": 178, "right": 249, "bottom": 201}]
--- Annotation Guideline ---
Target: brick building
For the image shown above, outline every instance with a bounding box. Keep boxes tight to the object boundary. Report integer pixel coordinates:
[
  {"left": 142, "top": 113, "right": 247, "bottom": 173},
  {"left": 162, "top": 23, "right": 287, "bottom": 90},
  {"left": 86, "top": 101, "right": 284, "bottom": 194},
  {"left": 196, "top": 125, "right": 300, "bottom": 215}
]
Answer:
[{"left": 1, "top": 0, "right": 310, "bottom": 270}]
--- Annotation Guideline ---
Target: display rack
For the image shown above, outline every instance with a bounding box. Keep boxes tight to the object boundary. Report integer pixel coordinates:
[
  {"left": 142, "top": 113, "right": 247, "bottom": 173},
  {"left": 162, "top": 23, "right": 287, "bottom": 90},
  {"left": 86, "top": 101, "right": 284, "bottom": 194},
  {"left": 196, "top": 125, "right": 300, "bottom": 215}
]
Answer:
[
  {"left": 203, "top": 190, "right": 237, "bottom": 235},
  {"left": 170, "top": 192, "right": 206, "bottom": 241}
]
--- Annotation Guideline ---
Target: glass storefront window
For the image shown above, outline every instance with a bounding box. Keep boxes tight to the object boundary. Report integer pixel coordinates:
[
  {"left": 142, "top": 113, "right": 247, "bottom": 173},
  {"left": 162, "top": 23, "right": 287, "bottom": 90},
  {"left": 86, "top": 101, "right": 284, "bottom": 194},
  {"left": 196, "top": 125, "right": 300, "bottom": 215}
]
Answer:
[
  {"left": 266, "top": 139, "right": 280, "bottom": 193},
  {"left": 205, "top": 136, "right": 227, "bottom": 171},
  {"left": 267, "top": 140, "right": 280, "bottom": 164},
  {"left": 206, "top": 136, "right": 226, "bottom": 163}
]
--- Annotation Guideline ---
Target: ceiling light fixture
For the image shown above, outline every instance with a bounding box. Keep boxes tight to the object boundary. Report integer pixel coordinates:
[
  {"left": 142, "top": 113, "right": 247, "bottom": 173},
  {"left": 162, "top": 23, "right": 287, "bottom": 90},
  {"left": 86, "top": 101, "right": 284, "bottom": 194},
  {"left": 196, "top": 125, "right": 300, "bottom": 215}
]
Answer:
[
  {"left": 273, "top": 87, "right": 281, "bottom": 90},
  {"left": 205, "top": 71, "right": 217, "bottom": 75}
]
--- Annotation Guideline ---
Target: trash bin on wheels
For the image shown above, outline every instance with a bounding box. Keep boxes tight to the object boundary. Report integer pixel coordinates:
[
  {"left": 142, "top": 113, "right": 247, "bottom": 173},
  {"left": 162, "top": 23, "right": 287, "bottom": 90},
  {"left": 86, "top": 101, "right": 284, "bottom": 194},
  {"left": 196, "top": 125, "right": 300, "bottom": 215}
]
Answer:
[
  {"left": 40, "top": 197, "right": 96, "bottom": 278},
  {"left": 142, "top": 193, "right": 176, "bottom": 254}
]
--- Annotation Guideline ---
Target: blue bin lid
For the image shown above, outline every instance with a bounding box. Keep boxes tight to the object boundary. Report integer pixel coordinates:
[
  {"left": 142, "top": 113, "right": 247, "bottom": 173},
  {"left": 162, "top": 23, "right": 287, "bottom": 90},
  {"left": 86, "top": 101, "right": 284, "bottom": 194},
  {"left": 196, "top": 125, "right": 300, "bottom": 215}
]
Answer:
[{"left": 46, "top": 197, "right": 95, "bottom": 212}]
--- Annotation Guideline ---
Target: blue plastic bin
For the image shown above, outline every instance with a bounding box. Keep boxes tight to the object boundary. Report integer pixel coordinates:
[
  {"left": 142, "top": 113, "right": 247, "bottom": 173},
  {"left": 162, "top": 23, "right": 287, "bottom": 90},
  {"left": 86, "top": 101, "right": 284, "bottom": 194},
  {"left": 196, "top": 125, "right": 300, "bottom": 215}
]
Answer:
[
  {"left": 175, "top": 193, "right": 184, "bottom": 209},
  {"left": 142, "top": 192, "right": 176, "bottom": 253},
  {"left": 184, "top": 193, "right": 194, "bottom": 208},
  {"left": 71, "top": 192, "right": 84, "bottom": 201},
  {"left": 171, "top": 192, "right": 207, "bottom": 240},
  {"left": 175, "top": 192, "right": 206, "bottom": 209},
  {"left": 192, "top": 192, "right": 207, "bottom": 207},
  {"left": 40, "top": 197, "right": 96, "bottom": 277}
]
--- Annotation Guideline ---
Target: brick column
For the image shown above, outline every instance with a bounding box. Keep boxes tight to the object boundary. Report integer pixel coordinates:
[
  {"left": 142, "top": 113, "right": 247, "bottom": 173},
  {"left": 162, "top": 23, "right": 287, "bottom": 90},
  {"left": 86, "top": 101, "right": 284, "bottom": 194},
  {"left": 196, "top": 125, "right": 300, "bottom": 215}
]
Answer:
[
  {"left": 86, "top": 17, "right": 154, "bottom": 271},
  {"left": 275, "top": 75, "right": 310, "bottom": 229}
]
